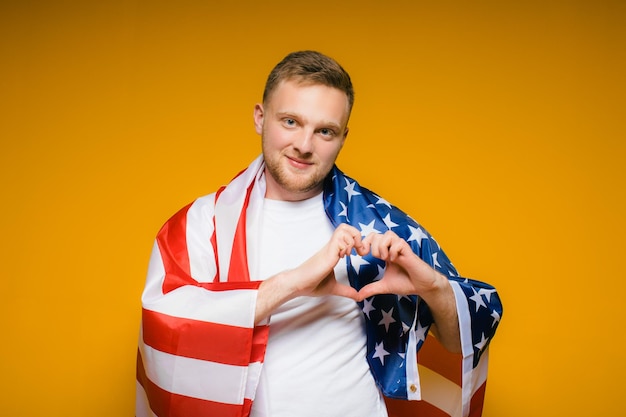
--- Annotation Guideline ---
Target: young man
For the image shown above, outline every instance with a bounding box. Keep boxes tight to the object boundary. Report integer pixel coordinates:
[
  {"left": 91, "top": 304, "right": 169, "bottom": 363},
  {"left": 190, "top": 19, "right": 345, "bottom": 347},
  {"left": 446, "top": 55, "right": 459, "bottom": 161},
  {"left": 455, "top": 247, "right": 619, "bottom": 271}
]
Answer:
[{"left": 136, "top": 51, "right": 502, "bottom": 417}]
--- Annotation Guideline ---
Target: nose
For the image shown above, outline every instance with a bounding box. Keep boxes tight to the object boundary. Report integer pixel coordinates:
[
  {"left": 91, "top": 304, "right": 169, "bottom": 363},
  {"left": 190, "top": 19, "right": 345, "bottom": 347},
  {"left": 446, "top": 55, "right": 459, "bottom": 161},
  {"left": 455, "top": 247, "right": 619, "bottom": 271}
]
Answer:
[{"left": 293, "top": 128, "right": 314, "bottom": 154}]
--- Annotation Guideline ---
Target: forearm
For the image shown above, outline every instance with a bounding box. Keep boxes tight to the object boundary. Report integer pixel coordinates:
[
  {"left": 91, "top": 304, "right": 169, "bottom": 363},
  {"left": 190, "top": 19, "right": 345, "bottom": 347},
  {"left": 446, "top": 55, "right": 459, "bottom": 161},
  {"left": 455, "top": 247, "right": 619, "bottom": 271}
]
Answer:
[
  {"left": 255, "top": 270, "right": 299, "bottom": 325},
  {"left": 420, "top": 272, "right": 461, "bottom": 354}
]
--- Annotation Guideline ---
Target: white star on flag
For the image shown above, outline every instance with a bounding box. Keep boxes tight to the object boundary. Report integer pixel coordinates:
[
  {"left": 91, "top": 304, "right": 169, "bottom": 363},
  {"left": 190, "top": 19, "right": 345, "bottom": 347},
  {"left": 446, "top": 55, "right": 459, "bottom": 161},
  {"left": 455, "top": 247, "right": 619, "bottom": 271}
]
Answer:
[
  {"left": 407, "top": 225, "right": 429, "bottom": 247},
  {"left": 378, "top": 308, "right": 396, "bottom": 332},
  {"left": 338, "top": 201, "right": 348, "bottom": 218},
  {"left": 474, "top": 333, "right": 488, "bottom": 352},
  {"left": 382, "top": 213, "right": 399, "bottom": 230},
  {"left": 469, "top": 288, "right": 488, "bottom": 312},
  {"left": 373, "top": 341, "right": 390, "bottom": 365},
  {"left": 350, "top": 253, "right": 370, "bottom": 274},
  {"left": 375, "top": 195, "right": 392, "bottom": 208},
  {"left": 362, "top": 298, "right": 375, "bottom": 319},
  {"left": 344, "top": 178, "right": 361, "bottom": 202},
  {"left": 414, "top": 320, "right": 429, "bottom": 343},
  {"left": 401, "top": 321, "right": 410, "bottom": 335},
  {"left": 490, "top": 309, "right": 501, "bottom": 327},
  {"left": 359, "top": 220, "right": 381, "bottom": 237},
  {"left": 478, "top": 288, "right": 497, "bottom": 302},
  {"left": 432, "top": 252, "right": 442, "bottom": 269}
]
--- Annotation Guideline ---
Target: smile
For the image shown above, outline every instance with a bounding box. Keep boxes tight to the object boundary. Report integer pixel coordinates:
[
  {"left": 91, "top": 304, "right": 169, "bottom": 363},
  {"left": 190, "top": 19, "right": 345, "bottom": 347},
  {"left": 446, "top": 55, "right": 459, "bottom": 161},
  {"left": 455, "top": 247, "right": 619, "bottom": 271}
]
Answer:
[{"left": 286, "top": 156, "right": 313, "bottom": 169}]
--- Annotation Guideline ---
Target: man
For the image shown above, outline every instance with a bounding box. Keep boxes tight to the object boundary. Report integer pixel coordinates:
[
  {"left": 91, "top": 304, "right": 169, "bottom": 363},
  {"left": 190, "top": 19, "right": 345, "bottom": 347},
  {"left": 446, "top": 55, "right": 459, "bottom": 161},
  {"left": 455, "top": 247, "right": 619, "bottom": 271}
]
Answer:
[{"left": 136, "top": 51, "right": 502, "bottom": 417}]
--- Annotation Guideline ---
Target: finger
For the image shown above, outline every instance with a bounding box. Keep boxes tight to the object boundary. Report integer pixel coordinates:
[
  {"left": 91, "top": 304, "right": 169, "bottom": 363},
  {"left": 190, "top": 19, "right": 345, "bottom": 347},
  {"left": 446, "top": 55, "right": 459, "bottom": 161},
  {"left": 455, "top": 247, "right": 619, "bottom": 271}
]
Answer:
[
  {"left": 365, "top": 233, "right": 381, "bottom": 258},
  {"left": 347, "top": 227, "right": 364, "bottom": 252},
  {"left": 356, "top": 281, "right": 388, "bottom": 301},
  {"left": 360, "top": 233, "right": 378, "bottom": 255},
  {"left": 331, "top": 282, "right": 359, "bottom": 301},
  {"left": 388, "top": 239, "right": 406, "bottom": 262},
  {"left": 341, "top": 228, "right": 364, "bottom": 255},
  {"left": 375, "top": 233, "right": 392, "bottom": 260}
]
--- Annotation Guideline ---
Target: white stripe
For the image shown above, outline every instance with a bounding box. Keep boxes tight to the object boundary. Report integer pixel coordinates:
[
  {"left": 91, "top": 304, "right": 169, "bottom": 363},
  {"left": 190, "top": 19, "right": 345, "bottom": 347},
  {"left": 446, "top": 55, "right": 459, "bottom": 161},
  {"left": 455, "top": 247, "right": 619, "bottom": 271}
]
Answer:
[
  {"left": 405, "top": 300, "right": 421, "bottom": 400},
  {"left": 418, "top": 364, "right": 463, "bottom": 417},
  {"left": 140, "top": 341, "right": 248, "bottom": 405},
  {"left": 186, "top": 194, "right": 218, "bottom": 283},
  {"left": 214, "top": 155, "right": 265, "bottom": 281},
  {"left": 468, "top": 348, "right": 488, "bottom": 394},
  {"left": 142, "top": 242, "right": 258, "bottom": 327},
  {"left": 244, "top": 361, "right": 263, "bottom": 400},
  {"left": 450, "top": 280, "right": 476, "bottom": 417},
  {"left": 244, "top": 170, "right": 267, "bottom": 282}
]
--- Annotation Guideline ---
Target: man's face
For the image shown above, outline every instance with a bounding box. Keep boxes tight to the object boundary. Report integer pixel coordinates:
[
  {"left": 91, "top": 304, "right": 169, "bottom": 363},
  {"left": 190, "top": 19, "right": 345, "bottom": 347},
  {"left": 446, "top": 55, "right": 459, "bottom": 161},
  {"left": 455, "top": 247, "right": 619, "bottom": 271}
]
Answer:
[{"left": 254, "top": 80, "right": 350, "bottom": 201}]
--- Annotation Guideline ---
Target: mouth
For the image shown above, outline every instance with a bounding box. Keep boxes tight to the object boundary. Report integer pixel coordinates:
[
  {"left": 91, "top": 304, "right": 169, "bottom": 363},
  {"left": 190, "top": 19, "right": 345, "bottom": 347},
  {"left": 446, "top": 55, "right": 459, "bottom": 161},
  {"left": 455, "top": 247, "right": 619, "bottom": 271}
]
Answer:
[{"left": 286, "top": 155, "right": 314, "bottom": 169}]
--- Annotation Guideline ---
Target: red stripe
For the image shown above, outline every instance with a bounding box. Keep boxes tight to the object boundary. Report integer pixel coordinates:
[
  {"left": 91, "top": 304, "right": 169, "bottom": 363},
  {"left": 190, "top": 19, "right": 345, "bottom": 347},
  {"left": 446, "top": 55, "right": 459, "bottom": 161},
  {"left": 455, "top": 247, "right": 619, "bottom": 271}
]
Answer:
[
  {"left": 137, "top": 349, "right": 249, "bottom": 417},
  {"left": 418, "top": 336, "right": 463, "bottom": 386},
  {"left": 157, "top": 203, "right": 194, "bottom": 294},
  {"left": 385, "top": 396, "right": 452, "bottom": 417},
  {"left": 251, "top": 323, "right": 270, "bottom": 364},
  {"left": 212, "top": 187, "right": 225, "bottom": 283},
  {"left": 468, "top": 381, "right": 486, "bottom": 417},
  {"left": 142, "top": 308, "right": 268, "bottom": 366},
  {"left": 227, "top": 182, "right": 254, "bottom": 282}
]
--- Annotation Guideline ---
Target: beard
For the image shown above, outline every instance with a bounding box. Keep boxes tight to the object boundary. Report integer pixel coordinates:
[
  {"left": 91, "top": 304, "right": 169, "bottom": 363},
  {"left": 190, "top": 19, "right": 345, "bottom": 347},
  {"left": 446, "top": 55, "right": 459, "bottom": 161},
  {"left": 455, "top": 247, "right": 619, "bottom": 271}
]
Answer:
[{"left": 263, "top": 150, "right": 327, "bottom": 196}]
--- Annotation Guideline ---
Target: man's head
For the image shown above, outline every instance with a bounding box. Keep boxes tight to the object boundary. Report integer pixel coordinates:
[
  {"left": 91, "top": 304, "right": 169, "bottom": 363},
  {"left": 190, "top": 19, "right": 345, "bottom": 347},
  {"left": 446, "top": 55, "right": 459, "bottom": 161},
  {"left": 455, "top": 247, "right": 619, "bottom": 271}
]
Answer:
[
  {"left": 254, "top": 51, "right": 354, "bottom": 201},
  {"left": 262, "top": 50, "right": 354, "bottom": 117}
]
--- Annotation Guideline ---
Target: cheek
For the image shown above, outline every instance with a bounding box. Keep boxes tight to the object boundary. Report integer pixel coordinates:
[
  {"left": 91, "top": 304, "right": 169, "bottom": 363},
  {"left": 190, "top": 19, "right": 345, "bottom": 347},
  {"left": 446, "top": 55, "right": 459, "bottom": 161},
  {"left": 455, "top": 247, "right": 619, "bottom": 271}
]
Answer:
[
  {"left": 264, "top": 125, "right": 289, "bottom": 147},
  {"left": 318, "top": 142, "right": 343, "bottom": 165}
]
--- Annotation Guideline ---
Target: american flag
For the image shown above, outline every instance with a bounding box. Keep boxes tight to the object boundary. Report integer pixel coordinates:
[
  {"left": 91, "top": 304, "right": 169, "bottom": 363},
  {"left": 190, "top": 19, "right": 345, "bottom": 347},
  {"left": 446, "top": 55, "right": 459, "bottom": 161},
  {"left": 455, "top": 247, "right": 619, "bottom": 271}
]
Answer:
[
  {"left": 136, "top": 155, "right": 502, "bottom": 417},
  {"left": 323, "top": 168, "right": 502, "bottom": 416}
]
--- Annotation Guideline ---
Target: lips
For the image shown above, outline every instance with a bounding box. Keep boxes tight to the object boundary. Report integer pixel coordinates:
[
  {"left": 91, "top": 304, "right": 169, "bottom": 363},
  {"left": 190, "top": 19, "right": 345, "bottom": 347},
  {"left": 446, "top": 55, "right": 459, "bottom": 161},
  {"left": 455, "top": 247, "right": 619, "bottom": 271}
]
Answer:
[{"left": 286, "top": 155, "right": 314, "bottom": 169}]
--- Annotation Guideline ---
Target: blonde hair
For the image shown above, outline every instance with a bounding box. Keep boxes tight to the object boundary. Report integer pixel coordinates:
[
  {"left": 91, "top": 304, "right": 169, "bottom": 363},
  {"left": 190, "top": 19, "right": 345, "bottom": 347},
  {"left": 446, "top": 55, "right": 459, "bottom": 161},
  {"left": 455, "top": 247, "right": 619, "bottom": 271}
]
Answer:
[{"left": 263, "top": 50, "right": 354, "bottom": 113}]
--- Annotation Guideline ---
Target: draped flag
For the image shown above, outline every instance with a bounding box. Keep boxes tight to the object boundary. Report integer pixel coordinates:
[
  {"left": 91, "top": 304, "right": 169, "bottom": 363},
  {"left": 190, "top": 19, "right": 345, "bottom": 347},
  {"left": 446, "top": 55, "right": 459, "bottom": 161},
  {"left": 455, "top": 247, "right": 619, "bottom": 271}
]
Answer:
[
  {"left": 136, "top": 155, "right": 502, "bottom": 417},
  {"left": 324, "top": 170, "right": 502, "bottom": 416}
]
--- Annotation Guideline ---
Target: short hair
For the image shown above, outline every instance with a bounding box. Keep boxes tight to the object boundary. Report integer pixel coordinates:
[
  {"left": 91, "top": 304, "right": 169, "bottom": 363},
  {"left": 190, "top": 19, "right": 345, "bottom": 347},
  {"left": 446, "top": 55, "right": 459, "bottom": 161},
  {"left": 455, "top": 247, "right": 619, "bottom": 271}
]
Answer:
[{"left": 262, "top": 50, "right": 355, "bottom": 113}]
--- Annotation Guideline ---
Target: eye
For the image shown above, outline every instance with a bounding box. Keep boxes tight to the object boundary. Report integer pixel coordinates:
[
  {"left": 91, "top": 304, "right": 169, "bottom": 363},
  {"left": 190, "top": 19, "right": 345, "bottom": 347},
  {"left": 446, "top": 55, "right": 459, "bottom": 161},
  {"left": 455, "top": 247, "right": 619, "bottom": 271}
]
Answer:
[
  {"left": 283, "top": 118, "right": 296, "bottom": 127},
  {"left": 319, "top": 128, "right": 335, "bottom": 138}
]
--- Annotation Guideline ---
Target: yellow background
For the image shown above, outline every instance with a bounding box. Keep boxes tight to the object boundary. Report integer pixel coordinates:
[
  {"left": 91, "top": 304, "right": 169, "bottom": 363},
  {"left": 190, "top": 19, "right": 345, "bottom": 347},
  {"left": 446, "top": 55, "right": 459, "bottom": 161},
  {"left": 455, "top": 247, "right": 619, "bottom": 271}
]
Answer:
[{"left": 1, "top": 1, "right": 624, "bottom": 416}]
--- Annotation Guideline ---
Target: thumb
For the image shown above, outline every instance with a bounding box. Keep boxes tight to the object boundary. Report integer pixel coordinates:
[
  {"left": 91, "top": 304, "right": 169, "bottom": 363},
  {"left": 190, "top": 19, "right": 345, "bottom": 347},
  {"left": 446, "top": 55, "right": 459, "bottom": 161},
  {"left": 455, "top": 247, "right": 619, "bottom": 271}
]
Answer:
[
  {"left": 331, "top": 282, "right": 360, "bottom": 301},
  {"left": 356, "top": 281, "right": 388, "bottom": 302}
]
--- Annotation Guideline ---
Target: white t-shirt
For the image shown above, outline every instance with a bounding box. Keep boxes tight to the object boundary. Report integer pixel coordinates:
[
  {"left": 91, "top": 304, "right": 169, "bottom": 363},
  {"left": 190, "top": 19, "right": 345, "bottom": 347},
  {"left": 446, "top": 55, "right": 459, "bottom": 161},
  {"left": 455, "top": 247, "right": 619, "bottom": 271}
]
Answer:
[{"left": 250, "top": 193, "right": 388, "bottom": 417}]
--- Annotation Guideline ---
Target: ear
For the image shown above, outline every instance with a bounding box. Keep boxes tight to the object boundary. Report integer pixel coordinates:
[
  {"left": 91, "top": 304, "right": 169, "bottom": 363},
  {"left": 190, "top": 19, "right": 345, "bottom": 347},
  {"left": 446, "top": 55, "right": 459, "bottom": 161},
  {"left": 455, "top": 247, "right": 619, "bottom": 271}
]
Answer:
[{"left": 253, "top": 103, "right": 264, "bottom": 135}]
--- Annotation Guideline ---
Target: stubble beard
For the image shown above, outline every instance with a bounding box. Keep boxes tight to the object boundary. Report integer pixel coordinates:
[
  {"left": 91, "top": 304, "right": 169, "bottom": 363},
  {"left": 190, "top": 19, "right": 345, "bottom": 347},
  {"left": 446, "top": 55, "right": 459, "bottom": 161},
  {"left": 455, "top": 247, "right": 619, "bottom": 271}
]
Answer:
[{"left": 263, "top": 151, "right": 326, "bottom": 196}]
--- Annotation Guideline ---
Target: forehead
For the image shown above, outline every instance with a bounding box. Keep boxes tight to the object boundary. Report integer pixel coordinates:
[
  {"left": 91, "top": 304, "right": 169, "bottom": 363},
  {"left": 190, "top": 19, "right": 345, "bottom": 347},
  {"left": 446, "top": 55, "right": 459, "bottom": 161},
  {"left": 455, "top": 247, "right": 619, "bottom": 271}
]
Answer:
[{"left": 265, "top": 80, "right": 350, "bottom": 123}]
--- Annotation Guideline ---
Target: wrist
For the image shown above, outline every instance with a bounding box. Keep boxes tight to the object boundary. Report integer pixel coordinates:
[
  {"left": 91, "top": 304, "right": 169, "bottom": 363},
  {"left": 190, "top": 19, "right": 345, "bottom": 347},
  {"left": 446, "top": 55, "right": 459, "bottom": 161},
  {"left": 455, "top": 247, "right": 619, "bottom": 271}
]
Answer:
[{"left": 420, "top": 269, "right": 452, "bottom": 301}]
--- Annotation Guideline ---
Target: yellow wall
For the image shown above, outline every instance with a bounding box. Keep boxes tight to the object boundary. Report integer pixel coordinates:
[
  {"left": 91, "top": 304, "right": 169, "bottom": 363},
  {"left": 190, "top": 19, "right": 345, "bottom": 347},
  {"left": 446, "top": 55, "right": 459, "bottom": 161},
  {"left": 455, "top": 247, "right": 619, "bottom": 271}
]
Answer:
[{"left": 1, "top": 1, "right": 624, "bottom": 415}]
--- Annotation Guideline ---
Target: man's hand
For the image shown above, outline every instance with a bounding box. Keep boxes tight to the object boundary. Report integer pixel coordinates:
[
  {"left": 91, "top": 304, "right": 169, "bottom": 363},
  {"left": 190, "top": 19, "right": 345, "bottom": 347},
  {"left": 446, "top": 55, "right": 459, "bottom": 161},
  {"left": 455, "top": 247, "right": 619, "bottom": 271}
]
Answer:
[
  {"left": 358, "top": 231, "right": 461, "bottom": 353},
  {"left": 255, "top": 224, "right": 364, "bottom": 323},
  {"left": 292, "top": 223, "right": 366, "bottom": 299},
  {"left": 357, "top": 231, "right": 445, "bottom": 300}
]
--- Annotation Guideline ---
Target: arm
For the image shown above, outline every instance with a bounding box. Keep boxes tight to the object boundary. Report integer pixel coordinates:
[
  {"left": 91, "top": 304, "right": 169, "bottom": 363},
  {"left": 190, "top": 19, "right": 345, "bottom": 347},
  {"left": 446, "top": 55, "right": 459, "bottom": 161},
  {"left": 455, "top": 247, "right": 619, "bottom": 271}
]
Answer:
[{"left": 358, "top": 231, "right": 461, "bottom": 353}]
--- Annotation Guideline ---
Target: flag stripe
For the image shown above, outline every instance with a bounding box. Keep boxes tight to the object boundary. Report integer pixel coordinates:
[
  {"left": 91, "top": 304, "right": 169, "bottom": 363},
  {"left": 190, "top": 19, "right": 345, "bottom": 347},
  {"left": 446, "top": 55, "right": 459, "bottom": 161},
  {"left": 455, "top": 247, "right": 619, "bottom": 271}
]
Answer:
[
  {"left": 227, "top": 182, "right": 254, "bottom": 282},
  {"left": 418, "top": 336, "right": 463, "bottom": 386},
  {"left": 157, "top": 204, "right": 193, "bottom": 294},
  {"left": 137, "top": 349, "right": 249, "bottom": 417},
  {"left": 142, "top": 308, "right": 267, "bottom": 365},
  {"left": 419, "top": 365, "right": 462, "bottom": 416},
  {"left": 385, "top": 396, "right": 451, "bottom": 417},
  {"left": 139, "top": 343, "right": 247, "bottom": 403},
  {"left": 468, "top": 382, "right": 486, "bottom": 417}
]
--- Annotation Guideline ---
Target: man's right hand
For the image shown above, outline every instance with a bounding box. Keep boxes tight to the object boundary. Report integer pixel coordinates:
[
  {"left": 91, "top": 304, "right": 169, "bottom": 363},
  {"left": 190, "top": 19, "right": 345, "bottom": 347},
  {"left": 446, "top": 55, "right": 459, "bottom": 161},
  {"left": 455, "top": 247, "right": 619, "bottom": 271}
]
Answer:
[{"left": 255, "top": 223, "right": 364, "bottom": 324}]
